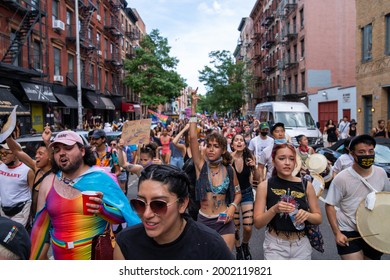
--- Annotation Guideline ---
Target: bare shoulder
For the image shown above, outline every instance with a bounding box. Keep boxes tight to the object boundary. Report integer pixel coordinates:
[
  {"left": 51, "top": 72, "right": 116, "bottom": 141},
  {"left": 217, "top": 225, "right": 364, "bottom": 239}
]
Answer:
[{"left": 39, "top": 173, "right": 55, "bottom": 196}]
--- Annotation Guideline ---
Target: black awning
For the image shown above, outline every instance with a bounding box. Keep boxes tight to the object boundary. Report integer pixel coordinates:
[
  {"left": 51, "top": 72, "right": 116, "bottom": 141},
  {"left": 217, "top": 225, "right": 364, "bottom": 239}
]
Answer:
[
  {"left": 84, "top": 93, "right": 106, "bottom": 110},
  {"left": 54, "top": 93, "right": 78, "bottom": 108},
  {"left": 100, "top": 96, "right": 115, "bottom": 110},
  {"left": 20, "top": 82, "right": 58, "bottom": 103},
  {"left": 0, "top": 86, "right": 30, "bottom": 115}
]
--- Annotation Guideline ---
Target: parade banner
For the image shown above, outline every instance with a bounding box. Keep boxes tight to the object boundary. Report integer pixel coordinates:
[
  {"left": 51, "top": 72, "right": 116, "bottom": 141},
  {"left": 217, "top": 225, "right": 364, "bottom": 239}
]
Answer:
[
  {"left": 148, "top": 109, "right": 168, "bottom": 126},
  {"left": 121, "top": 119, "right": 152, "bottom": 145}
]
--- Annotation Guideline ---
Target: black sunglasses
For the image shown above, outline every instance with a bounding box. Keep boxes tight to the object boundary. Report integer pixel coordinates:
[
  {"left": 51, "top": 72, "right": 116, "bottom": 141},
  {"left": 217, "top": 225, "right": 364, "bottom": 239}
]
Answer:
[{"left": 130, "top": 198, "right": 179, "bottom": 216}]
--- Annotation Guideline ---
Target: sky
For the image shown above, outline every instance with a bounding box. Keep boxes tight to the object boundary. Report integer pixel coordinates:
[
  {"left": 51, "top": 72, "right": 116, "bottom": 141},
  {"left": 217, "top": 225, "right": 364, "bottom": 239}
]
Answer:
[{"left": 127, "top": 0, "right": 256, "bottom": 94}]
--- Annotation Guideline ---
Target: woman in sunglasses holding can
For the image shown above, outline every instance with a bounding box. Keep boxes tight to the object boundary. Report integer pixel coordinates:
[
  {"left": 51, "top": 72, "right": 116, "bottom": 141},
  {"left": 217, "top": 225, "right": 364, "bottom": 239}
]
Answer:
[{"left": 113, "top": 164, "right": 234, "bottom": 259}]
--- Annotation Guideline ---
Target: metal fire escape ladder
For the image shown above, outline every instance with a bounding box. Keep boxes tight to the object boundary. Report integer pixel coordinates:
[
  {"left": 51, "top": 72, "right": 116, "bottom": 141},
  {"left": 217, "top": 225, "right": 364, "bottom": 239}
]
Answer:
[
  {"left": 1, "top": 9, "right": 41, "bottom": 64},
  {"left": 79, "top": 1, "right": 97, "bottom": 88}
]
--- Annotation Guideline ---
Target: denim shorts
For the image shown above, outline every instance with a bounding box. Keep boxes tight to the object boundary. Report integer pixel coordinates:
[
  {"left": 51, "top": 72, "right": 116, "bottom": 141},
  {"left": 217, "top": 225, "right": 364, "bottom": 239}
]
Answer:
[
  {"left": 240, "top": 187, "right": 254, "bottom": 205},
  {"left": 117, "top": 171, "right": 127, "bottom": 182}
]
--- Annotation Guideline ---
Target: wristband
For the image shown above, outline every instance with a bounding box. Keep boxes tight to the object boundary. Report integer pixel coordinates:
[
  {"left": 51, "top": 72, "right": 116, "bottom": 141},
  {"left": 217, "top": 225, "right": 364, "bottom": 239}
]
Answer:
[
  {"left": 189, "top": 116, "right": 197, "bottom": 123},
  {"left": 230, "top": 202, "right": 238, "bottom": 210}
]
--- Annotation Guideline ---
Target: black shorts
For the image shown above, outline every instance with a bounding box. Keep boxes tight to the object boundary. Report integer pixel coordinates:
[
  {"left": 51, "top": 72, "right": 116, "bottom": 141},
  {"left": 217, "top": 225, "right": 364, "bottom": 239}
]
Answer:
[{"left": 337, "top": 231, "right": 383, "bottom": 260}]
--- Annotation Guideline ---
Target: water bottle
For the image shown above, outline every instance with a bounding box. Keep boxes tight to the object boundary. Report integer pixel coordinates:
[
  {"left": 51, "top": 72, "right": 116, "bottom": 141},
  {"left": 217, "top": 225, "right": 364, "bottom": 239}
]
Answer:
[{"left": 289, "top": 208, "right": 305, "bottom": 230}]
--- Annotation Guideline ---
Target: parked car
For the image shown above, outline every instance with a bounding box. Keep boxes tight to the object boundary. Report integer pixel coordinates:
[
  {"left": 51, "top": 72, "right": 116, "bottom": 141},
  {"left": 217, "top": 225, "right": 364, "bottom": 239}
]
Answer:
[
  {"left": 316, "top": 138, "right": 390, "bottom": 178},
  {"left": 16, "top": 131, "right": 89, "bottom": 159}
]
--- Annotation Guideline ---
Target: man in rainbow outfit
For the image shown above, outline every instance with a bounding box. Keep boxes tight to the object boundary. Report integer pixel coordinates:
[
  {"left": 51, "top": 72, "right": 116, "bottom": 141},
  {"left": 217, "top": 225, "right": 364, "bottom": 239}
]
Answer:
[{"left": 30, "top": 131, "right": 140, "bottom": 260}]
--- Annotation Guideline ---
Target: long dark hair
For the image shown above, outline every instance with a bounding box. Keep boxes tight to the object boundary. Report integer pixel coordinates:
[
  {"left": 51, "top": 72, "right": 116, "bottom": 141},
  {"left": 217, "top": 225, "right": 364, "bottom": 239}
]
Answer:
[
  {"left": 51, "top": 143, "right": 96, "bottom": 173},
  {"left": 230, "top": 134, "right": 254, "bottom": 169}
]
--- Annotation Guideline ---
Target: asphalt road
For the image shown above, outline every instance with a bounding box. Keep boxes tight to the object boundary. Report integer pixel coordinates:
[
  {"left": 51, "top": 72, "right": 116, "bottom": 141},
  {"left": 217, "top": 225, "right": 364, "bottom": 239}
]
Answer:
[{"left": 126, "top": 173, "right": 390, "bottom": 260}]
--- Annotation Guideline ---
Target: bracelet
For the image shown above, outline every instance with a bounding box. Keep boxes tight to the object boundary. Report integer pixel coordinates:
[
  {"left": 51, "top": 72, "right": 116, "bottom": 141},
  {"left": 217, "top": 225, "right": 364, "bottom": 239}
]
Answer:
[
  {"left": 230, "top": 202, "right": 238, "bottom": 210},
  {"left": 189, "top": 116, "right": 197, "bottom": 123}
]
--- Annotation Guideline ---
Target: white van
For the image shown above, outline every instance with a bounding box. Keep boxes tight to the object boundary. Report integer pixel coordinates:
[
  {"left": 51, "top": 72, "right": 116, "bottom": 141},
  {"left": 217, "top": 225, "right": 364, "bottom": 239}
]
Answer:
[{"left": 254, "top": 102, "right": 323, "bottom": 147}]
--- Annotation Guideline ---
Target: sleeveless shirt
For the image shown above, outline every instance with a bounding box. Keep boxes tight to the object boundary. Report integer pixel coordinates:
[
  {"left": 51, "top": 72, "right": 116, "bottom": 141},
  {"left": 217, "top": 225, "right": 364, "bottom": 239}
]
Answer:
[
  {"left": 0, "top": 163, "right": 31, "bottom": 207},
  {"left": 266, "top": 176, "right": 308, "bottom": 233}
]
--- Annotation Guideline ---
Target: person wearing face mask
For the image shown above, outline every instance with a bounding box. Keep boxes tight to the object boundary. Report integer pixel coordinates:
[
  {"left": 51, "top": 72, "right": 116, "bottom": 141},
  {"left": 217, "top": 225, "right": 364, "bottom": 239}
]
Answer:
[
  {"left": 257, "top": 122, "right": 290, "bottom": 182},
  {"left": 325, "top": 134, "right": 390, "bottom": 260},
  {"left": 248, "top": 122, "right": 274, "bottom": 167}
]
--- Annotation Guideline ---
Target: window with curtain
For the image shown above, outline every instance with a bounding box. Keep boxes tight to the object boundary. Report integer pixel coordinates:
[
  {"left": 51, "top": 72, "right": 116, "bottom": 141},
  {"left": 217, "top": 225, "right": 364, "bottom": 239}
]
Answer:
[
  {"left": 54, "top": 47, "right": 61, "bottom": 75},
  {"left": 33, "top": 41, "right": 41, "bottom": 70},
  {"left": 362, "top": 24, "right": 372, "bottom": 62},
  {"left": 68, "top": 53, "right": 74, "bottom": 80}
]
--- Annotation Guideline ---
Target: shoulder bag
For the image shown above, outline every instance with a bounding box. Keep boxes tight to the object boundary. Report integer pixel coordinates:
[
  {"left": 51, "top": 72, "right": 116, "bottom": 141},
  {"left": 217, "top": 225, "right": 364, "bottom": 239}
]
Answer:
[
  {"left": 91, "top": 223, "right": 116, "bottom": 260},
  {"left": 302, "top": 177, "right": 325, "bottom": 253}
]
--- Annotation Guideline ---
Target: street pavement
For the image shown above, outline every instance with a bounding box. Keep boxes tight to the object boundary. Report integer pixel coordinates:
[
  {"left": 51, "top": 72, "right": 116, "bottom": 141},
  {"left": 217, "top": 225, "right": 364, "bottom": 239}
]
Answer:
[{"left": 126, "top": 173, "right": 390, "bottom": 260}]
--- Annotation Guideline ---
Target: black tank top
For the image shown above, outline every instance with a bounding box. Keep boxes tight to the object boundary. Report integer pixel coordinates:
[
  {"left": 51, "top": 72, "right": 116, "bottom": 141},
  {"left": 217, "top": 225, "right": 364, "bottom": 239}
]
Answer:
[
  {"left": 266, "top": 176, "right": 308, "bottom": 233},
  {"left": 232, "top": 160, "right": 252, "bottom": 191},
  {"left": 374, "top": 128, "right": 386, "bottom": 137},
  {"left": 349, "top": 127, "right": 357, "bottom": 137}
]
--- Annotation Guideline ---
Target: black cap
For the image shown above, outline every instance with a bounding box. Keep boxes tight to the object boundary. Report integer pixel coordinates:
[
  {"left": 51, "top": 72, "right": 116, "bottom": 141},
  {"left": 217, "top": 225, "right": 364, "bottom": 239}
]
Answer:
[
  {"left": 348, "top": 134, "right": 376, "bottom": 151},
  {"left": 270, "top": 122, "right": 285, "bottom": 134},
  {"left": 92, "top": 129, "right": 106, "bottom": 139},
  {"left": 0, "top": 217, "right": 31, "bottom": 259}
]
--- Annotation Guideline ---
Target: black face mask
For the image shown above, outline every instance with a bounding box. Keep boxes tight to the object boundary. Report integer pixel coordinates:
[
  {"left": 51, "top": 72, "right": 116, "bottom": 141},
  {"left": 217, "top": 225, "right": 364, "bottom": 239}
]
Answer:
[
  {"left": 355, "top": 154, "right": 375, "bottom": 169},
  {"left": 260, "top": 132, "right": 268, "bottom": 137}
]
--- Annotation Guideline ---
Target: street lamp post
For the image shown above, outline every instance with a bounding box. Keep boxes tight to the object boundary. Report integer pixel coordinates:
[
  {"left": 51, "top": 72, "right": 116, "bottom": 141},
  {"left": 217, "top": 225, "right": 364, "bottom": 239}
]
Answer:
[{"left": 75, "top": 0, "right": 83, "bottom": 129}]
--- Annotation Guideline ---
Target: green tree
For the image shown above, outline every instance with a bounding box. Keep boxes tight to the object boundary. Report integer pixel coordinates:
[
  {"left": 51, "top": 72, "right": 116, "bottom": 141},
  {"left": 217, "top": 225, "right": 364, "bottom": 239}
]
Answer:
[
  {"left": 198, "top": 50, "right": 252, "bottom": 115},
  {"left": 123, "top": 29, "right": 187, "bottom": 108}
]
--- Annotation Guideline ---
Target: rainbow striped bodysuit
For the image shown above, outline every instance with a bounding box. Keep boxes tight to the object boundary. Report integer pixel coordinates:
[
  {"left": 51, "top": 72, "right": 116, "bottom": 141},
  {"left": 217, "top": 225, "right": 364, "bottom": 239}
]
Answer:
[{"left": 30, "top": 167, "right": 140, "bottom": 260}]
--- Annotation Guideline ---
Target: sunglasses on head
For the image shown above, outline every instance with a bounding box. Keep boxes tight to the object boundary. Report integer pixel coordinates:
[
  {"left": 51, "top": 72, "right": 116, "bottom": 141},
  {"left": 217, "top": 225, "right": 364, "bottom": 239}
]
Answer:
[{"left": 130, "top": 198, "right": 179, "bottom": 216}]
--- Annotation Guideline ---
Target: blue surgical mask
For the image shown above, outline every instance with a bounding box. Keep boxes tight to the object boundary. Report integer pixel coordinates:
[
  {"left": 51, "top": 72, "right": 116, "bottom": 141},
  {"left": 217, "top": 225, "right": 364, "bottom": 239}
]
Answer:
[{"left": 274, "top": 138, "right": 287, "bottom": 145}]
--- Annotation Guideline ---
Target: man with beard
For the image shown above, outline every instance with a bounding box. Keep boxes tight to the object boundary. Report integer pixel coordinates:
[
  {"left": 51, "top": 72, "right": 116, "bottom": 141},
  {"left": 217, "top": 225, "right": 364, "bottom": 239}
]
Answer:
[
  {"left": 0, "top": 143, "right": 34, "bottom": 227},
  {"left": 29, "top": 130, "right": 140, "bottom": 259}
]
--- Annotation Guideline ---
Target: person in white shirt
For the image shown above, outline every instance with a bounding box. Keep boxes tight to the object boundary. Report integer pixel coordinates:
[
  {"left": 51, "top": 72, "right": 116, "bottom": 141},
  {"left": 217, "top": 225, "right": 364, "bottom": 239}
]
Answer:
[
  {"left": 338, "top": 116, "right": 350, "bottom": 140},
  {"left": 257, "top": 122, "right": 288, "bottom": 182},
  {"left": 332, "top": 138, "right": 353, "bottom": 177},
  {"left": 248, "top": 122, "right": 274, "bottom": 165},
  {"left": 325, "top": 134, "right": 390, "bottom": 260}
]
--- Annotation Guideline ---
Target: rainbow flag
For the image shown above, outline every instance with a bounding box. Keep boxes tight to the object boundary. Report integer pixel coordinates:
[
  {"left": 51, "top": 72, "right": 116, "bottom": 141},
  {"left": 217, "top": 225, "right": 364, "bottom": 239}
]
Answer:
[{"left": 148, "top": 109, "right": 168, "bottom": 126}]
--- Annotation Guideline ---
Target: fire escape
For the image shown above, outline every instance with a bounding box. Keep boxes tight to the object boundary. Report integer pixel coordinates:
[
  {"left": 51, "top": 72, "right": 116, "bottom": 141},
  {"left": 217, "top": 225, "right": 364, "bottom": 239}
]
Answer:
[
  {"left": 276, "top": 0, "right": 299, "bottom": 100},
  {"left": 259, "top": 1, "right": 278, "bottom": 102},
  {"left": 1, "top": 0, "right": 46, "bottom": 72},
  {"left": 79, "top": 0, "right": 97, "bottom": 90},
  {"left": 104, "top": 0, "right": 124, "bottom": 96},
  {"left": 64, "top": 0, "right": 97, "bottom": 89}
]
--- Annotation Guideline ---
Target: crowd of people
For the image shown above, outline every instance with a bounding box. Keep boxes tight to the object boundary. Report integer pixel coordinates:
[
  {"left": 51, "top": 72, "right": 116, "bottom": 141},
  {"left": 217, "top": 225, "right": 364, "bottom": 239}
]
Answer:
[{"left": 1, "top": 91, "right": 390, "bottom": 260}]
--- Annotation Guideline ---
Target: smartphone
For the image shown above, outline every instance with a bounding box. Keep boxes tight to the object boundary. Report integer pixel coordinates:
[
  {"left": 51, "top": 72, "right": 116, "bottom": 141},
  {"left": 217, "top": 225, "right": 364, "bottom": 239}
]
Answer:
[{"left": 217, "top": 212, "right": 227, "bottom": 223}]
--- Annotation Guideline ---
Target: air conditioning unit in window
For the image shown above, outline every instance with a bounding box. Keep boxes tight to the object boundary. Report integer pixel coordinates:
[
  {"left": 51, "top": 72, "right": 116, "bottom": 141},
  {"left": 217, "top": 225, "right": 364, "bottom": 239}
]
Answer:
[
  {"left": 97, "top": 50, "right": 102, "bottom": 56},
  {"left": 53, "top": 20, "right": 65, "bottom": 31},
  {"left": 97, "top": 15, "right": 101, "bottom": 21},
  {"left": 53, "top": 75, "right": 64, "bottom": 82}
]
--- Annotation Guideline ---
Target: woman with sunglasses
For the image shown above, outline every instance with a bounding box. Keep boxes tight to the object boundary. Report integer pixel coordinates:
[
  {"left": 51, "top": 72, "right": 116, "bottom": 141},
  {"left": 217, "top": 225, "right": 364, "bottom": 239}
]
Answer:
[
  {"left": 189, "top": 89, "right": 241, "bottom": 251},
  {"left": 113, "top": 164, "right": 234, "bottom": 259},
  {"left": 230, "top": 134, "right": 260, "bottom": 260},
  {"left": 253, "top": 143, "right": 322, "bottom": 260}
]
